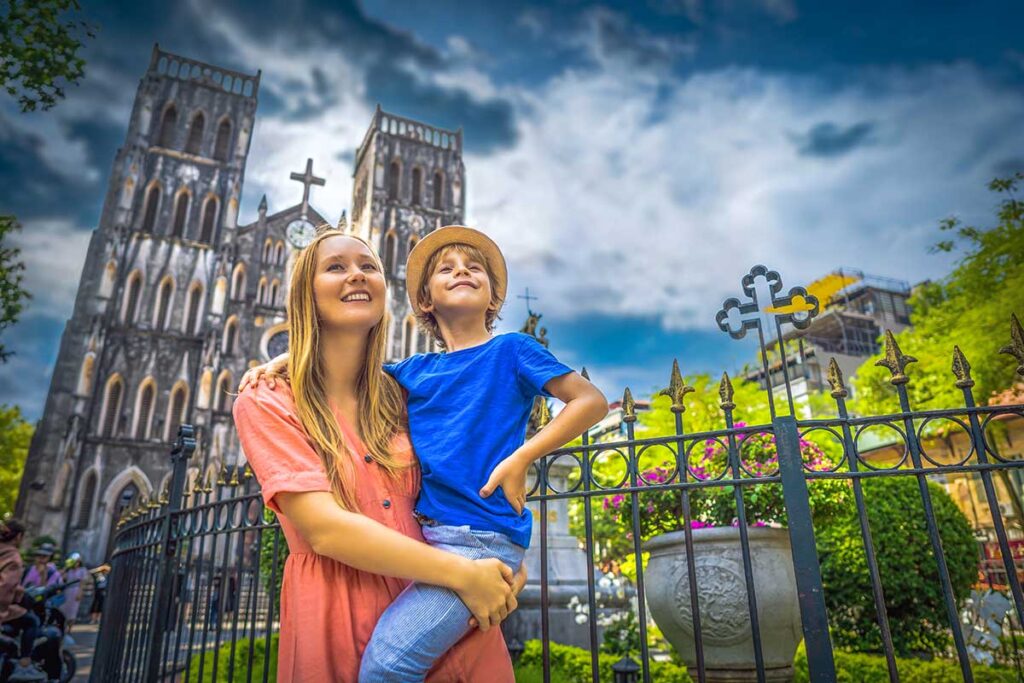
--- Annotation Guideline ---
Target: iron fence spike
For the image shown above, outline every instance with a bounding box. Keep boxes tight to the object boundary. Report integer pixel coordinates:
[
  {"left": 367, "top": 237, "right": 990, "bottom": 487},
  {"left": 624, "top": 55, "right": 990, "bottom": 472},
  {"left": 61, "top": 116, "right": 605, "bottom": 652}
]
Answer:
[
  {"left": 658, "top": 358, "right": 694, "bottom": 413},
  {"left": 875, "top": 329, "right": 916, "bottom": 385},
  {"left": 999, "top": 313, "right": 1024, "bottom": 377},
  {"left": 951, "top": 345, "right": 975, "bottom": 389},
  {"left": 826, "top": 358, "right": 848, "bottom": 398},
  {"left": 622, "top": 387, "right": 637, "bottom": 423},
  {"left": 719, "top": 372, "right": 736, "bottom": 410}
]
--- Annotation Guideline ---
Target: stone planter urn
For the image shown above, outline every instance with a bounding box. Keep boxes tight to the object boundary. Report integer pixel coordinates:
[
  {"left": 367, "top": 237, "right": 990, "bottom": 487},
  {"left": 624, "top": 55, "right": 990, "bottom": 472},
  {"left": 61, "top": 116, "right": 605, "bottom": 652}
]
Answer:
[{"left": 644, "top": 526, "right": 802, "bottom": 682}]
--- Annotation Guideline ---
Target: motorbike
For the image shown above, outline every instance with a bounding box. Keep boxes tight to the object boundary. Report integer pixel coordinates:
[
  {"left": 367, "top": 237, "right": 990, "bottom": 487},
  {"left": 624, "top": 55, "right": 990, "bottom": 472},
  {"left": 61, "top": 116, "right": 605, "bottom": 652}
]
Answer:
[{"left": 0, "top": 580, "right": 78, "bottom": 683}]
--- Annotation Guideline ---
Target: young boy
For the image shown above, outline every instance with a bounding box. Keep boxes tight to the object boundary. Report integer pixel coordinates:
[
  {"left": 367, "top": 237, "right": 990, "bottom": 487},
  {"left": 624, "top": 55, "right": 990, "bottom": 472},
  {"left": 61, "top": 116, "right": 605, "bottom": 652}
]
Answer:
[{"left": 358, "top": 225, "right": 608, "bottom": 681}]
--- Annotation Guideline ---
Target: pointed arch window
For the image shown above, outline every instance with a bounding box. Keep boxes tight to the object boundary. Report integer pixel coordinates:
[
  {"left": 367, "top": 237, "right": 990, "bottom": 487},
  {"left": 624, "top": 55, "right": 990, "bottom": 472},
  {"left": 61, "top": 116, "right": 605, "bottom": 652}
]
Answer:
[
  {"left": 158, "top": 104, "right": 177, "bottom": 148},
  {"left": 213, "top": 119, "right": 232, "bottom": 162},
  {"left": 388, "top": 161, "right": 401, "bottom": 201},
  {"left": 153, "top": 277, "right": 174, "bottom": 331},
  {"left": 433, "top": 171, "right": 444, "bottom": 209},
  {"left": 74, "top": 470, "right": 97, "bottom": 529},
  {"left": 185, "top": 112, "right": 205, "bottom": 155},
  {"left": 222, "top": 317, "right": 239, "bottom": 355},
  {"left": 77, "top": 354, "right": 95, "bottom": 396},
  {"left": 383, "top": 231, "right": 398, "bottom": 275},
  {"left": 122, "top": 270, "right": 143, "bottom": 324},
  {"left": 403, "top": 317, "right": 416, "bottom": 358},
  {"left": 165, "top": 384, "right": 188, "bottom": 442},
  {"left": 256, "top": 278, "right": 267, "bottom": 305},
  {"left": 230, "top": 264, "right": 246, "bottom": 300},
  {"left": 184, "top": 283, "right": 203, "bottom": 335},
  {"left": 411, "top": 167, "right": 423, "bottom": 205},
  {"left": 134, "top": 380, "right": 156, "bottom": 440},
  {"left": 171, "top": 191, "right": 190, "bottom": 238},
  {"left": 275, "top": 241, "right": 285, "bottom": 266},
  {"left": 262, "top": 239, "right": 272, "bottom": 263},
  {"left": 269, "top": 280, "right": 280, "bottom": 307},
  {"left": 141, "top": 184, "right": 161, "bottom": 233},
  {"left": 100, "top": 375, "right": 124, "bottom": 437},
  {"left": 212, "top": 277, "right": 228, "bottom": 315},
  {"left": 200, "top": 196, "right": 218, "bottom": 243},
  {"left": 215, "top": 371, "right": 233, "bottom": 412}
]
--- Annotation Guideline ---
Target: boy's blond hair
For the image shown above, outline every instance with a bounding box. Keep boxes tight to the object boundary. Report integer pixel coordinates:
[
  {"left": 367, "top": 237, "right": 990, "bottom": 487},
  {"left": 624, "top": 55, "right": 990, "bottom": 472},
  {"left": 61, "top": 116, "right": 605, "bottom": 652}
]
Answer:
[{"left": 415, "top": 243, "right": 503, "bottom": 349}]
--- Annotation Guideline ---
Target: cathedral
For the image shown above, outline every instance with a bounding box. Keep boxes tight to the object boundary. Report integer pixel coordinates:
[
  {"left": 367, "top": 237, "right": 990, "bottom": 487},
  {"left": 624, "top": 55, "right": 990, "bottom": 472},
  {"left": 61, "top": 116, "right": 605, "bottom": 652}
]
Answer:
[{"left": 15, "top": 46, "right": 466, "bottom": 565}]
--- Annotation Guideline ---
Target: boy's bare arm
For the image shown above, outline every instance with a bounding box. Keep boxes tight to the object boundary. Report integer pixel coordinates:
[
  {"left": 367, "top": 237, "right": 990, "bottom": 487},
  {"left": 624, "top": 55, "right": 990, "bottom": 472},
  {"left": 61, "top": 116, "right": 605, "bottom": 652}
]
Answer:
[{"left": 480, "top": 372, "right": 607, "bottom": 512}]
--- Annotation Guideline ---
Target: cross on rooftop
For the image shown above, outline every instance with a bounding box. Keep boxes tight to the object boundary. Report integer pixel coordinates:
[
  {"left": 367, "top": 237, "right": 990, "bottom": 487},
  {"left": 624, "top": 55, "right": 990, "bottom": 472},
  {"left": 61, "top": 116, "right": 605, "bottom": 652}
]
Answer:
[
  {"left": 518, "top": 287, "right": 539, "bottom": 313},
  {"left": 290, "top": 158, "right": 326, "bottom": 213}
]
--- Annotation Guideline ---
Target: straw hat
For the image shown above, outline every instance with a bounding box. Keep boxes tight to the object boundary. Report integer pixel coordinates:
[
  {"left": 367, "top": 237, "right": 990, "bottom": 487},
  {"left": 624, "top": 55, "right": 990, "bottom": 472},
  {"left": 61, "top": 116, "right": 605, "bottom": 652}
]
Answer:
[{"left": 405, "top": 225, "right": 508, "bottom": 313}]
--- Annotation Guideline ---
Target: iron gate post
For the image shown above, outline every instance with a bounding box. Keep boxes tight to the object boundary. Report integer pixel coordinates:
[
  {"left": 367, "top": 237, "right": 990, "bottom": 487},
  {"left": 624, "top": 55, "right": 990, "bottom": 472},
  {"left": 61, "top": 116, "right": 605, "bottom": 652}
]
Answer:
[
  {"left": 142, "top": 425, "right": 195, "bottom": 681},
  {"left": 774, "top": 415, "right": 836, "bottom": 682}
]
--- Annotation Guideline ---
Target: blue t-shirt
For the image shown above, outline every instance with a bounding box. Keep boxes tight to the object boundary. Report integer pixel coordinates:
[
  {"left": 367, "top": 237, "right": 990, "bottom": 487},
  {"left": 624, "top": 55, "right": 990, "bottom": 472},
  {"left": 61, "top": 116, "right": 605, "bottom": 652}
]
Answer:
[{"left": 384, "top": 333, "right": 572, "bottom": 548}]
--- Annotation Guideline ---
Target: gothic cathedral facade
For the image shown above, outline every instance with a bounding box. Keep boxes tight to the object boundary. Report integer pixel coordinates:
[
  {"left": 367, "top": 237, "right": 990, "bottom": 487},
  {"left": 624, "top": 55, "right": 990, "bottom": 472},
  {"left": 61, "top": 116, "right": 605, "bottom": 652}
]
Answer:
[{"left": 15, "top": 47, "right": 466, "bottom": 564}]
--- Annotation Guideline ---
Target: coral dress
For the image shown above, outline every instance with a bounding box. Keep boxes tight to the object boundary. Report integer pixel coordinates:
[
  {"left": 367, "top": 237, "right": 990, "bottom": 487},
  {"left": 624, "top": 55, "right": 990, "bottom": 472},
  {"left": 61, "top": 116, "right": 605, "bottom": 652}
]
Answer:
[{"left": 233, "top": 384, "right": 514, "bottom": 683}]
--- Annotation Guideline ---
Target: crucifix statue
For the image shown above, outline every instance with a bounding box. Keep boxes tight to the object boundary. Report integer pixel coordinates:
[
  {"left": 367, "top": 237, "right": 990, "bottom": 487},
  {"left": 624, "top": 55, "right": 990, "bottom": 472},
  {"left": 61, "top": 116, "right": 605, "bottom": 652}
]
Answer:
[{"left": 289, "top": 158, "right": 326, "bottom": 217}]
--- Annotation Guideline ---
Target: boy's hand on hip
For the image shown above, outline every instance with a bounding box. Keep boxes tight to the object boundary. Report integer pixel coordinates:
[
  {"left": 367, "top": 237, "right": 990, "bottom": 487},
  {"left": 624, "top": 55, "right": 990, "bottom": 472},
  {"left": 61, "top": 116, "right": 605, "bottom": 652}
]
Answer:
[{"left": 479, "top": 454, "right": 530, "bottom": 514}]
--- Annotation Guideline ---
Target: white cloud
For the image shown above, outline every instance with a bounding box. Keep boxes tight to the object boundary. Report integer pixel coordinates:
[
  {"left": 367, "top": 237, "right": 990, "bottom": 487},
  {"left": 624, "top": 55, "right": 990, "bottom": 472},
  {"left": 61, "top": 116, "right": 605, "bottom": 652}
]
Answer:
[
  {"left": 466, "top": 62, "right": 1024, "bottom": 331},
  {"left": 12, "top": 219, "right": 93, "bottom": 320}
]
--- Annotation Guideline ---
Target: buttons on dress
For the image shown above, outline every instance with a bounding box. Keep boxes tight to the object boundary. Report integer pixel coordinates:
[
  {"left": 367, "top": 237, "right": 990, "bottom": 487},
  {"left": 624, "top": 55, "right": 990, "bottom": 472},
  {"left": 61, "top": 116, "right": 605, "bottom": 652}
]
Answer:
[
  {"left": 364, "top": 454, "right": 372, "bottom": 463},
  {"left": 382, "top": 500, "right": 391, "bottom": 509}
]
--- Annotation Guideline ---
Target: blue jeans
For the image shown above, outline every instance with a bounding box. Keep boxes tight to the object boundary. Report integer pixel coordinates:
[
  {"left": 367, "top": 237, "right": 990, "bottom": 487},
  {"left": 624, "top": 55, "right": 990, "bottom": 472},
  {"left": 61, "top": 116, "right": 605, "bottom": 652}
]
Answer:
[{"left": 359, "top": 523, "right": 525, "bottom": 682}]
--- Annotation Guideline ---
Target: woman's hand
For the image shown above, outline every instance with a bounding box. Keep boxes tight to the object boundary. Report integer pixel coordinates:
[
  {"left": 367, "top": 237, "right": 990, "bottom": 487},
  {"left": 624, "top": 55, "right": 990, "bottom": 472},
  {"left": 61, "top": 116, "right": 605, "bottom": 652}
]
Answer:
[
  {"left": 468, "top": 562, "right": 527, "bottom": 629},
  {"left": 451, "top": 557, "right": 514, "bottom": 632},
  {"left": 238, "top": 353, "right": 290, "bottom": 392}
]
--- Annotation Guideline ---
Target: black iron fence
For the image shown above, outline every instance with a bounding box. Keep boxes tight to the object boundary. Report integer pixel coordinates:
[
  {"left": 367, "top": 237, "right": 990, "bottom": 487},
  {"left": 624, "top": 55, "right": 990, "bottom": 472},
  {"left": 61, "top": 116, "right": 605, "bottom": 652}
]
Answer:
[{"left": 92, "top": 266, "right": 1024, "bottom": 682}]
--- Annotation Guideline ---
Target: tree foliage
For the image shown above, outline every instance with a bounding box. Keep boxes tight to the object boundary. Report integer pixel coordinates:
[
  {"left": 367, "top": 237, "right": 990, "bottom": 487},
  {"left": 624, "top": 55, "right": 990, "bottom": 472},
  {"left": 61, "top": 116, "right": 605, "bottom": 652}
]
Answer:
[
  {"left": 852, "top": 174, "right": 1024, "bottom": 414},
  {"left": 0, "top": 216, "right": 30, "bottom": 362},
  {"left": 0, "top": 0, "right": 94, "bottom": 112},
  {"left": 0, "top": 404, "right": 33, "bottom": 515},
  {"left": 818, "top": 477, "right": 978, "bottom": 656}
]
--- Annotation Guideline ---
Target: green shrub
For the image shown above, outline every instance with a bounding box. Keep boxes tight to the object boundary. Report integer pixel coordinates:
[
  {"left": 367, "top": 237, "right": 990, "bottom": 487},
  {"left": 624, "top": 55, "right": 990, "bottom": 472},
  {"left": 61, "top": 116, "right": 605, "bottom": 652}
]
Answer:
[
  {"left": 518, "top": 640, "right": 691, "bottom": 682},
  {"left": 185, "top": 634, "right": 279, "bottom": 682},
  {"left": 818, "top": 477, "right": 978, "bottom": 656},
  {"left": 793, "top": 646, "right": 1019, "bottom": 683}
]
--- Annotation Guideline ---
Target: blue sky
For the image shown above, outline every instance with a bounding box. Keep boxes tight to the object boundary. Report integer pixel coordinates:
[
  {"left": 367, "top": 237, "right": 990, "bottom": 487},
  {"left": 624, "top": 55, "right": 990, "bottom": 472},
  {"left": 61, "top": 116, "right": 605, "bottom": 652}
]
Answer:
[{"left": 2, "top": 0, "right": 1023, "bottom": 420}]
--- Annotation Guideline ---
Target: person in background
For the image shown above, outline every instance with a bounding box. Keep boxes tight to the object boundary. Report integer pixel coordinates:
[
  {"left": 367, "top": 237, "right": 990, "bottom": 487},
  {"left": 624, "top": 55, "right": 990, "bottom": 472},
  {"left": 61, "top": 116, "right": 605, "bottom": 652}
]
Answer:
[
  {"left": 59, "top": 553, "right": 88, "bottom": 632},
  {"left": 89, "top": 565, "right": 109, "bottom": 625}
]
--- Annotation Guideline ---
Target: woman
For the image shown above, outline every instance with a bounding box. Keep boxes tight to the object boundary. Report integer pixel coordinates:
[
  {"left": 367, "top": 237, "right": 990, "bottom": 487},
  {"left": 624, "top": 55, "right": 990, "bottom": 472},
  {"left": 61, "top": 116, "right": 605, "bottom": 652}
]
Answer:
[
  {"left": 88, "top": 565, "right": 109, "bottom": 625},
  {"left": 59, "top": 553, "right": 87, "bottom": 631},
  {"left": 0, "top": 518, "right": 43, "bottom": 681},
  {"left": 233, "top": 230, "right": 522, "bottom": 682}
]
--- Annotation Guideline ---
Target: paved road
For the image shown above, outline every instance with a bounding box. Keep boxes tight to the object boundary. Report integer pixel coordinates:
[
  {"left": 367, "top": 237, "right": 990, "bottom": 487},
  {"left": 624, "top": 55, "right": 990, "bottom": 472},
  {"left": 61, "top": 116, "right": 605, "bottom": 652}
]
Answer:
[{"left": 67, "top": 623, "right": 97, "bottom": 682}]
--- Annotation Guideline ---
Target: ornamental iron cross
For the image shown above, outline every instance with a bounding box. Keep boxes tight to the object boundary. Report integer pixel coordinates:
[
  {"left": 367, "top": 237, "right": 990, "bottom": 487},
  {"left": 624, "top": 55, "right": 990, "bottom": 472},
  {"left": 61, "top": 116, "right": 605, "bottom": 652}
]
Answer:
[
  {"left": 289, "top": 158, "right": 326, "bottom": 208},
  {"left": 715, "top": 265, "right": 820, "bottom": 341}
]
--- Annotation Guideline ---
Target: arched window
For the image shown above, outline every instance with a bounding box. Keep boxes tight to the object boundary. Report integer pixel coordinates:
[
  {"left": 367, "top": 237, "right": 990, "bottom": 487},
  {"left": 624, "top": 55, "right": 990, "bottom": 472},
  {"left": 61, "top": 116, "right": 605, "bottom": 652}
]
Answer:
[
  {"left": 199, "top": 196, "right": 218, "bottom": 243},
  {"left": 403, "top": 317, "right": 415, "bottom": 358},
  {"left": 388, "top": 160, "right": 401, "bottom": 201},
  {"left": 417, "top": 331, "right": 430, "bottom": 354},
  {"left": 411, "top": 167, "right": 422, "bottom": 205},
  {"left": 256, "top": 278, "right": 267, "bottom": 305},
  {"left": 100, "top": 374, "right": 124, "bottom": 437},
  {"left": 111, "top": 483, "right": 139, "bottom": 533},
  {"left": 134, "top": 380, "right": 156, "bottom": 440},
  {"left": 212, "top": 277, "right": 227, "bottom": 314},
  {"left": 171, "top": 190, "right": 189, "bottom": 238},
  {"left": 165, "top": 384, "right": 188, "bottom": 441},
  {"left": 197, "top": 370, "right": 214, "bottom": 409},
  {"left": 213, "top": 119, "right": 232, "bottom": 162},
  {"left": 158, "top": 104, "right": 177, "bottom": 148},
  {"left": 215, "top": 371, "right": 233, "bottom": 412},
  {"left": 99, "top": 260, "right": 117, "bottom": 298},
  {"left": 77, "top": 354, "right": 95, "bottom": 396},
  {"left": 230, "top": 264, "right": 246, "bottom": 300},
  {"left": 275, "top": 241, "right": 285, "bottom": 266},
  {"left": 433, "top": 171, "right": 444, "bottom": 209},
  {"left": 122, "top": 270, "right": 143, "bottom": 324},
  {"left": 383, "top": 231, "right": 398, "bottom": 275},
  {"left": 141, "top": 184, "right": 160, "bottom": 233},
  {"left": 262, "top": 239, "right": 272, "bottom": 263},
  {"left": 74, "top": 470, "right": 97, "bottom": 529},
  {"left": 152, "top": 277, "right": 174, "bottom": 331},
  {"left": 269, "top": 279, "right": 280, "bottom": 306},
  {"left": 222, "top": 317, "right": 239, "bottom": 355},
  {"left": 184, "top": 282, "right": 203, "bottom": 335},
  {"left": 185, "top": 112, "right": 205, "bottom": 155}
]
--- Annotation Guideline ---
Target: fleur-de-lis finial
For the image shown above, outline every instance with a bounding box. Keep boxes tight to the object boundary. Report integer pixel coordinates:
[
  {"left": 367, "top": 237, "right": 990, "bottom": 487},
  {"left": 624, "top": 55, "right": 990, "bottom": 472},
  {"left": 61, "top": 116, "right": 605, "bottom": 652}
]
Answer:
[
  {"left": 203, "top": 473, "right": 214, "bottom": 493},
  {"left": 243, "top": 463, "right": 254, "bottom": 480},
  {"left": 147, "top": 494, "right": 160, "bottom": 510},
  {"left": 229, "top": 466, "right": 240, "bottom": 487},
  {"left": 658, "top": 359, "right": 695, "bottom": 413},
  {"left": 1000, "top": 313, "right": 1024, "bottom": 377},
  {"left": 826, "top": 358, "right": 848, "bottom": 398},
  {"left": 875, "top": 330, "right": 917, "bottom": 385},
  {"left": 622, "top": 387, "right": 637, "bottom": 423},
  {"left": 719, "top": 372, "right": 736, "bottom": 411},
  {"left": 951, "top": 346, "right": 974, "bottom": 389},
  {"left": 536, "top": 398, "right": 552, "bottom": 428},
  {"left": 217, "top": 466, "right": 228, "bottom": 486}
]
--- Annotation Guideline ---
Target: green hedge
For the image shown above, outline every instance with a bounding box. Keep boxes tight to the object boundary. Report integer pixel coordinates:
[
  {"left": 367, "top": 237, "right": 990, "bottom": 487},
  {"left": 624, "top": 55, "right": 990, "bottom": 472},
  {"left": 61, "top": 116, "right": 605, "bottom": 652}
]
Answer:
[
  {"left": 793, "top": 647, "right": 1020, "bottom": 683},
  {"left": 185, "top": 634, "right": 279, "bottom": 682},
  {"left": 517, "top": 640, "right": 691, "bottom": 682}
]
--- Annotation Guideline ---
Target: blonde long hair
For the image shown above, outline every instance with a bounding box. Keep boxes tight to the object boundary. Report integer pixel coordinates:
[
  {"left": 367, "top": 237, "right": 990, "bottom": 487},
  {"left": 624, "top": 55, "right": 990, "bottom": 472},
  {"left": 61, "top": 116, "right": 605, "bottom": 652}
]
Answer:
[{"left": 287, "top": 229, "right": 408, "bottom": 512}]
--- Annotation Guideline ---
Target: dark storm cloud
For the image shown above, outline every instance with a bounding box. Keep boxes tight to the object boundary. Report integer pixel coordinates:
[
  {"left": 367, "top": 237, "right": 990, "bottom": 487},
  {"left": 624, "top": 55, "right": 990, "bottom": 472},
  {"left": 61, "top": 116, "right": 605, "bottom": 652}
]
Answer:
[
  {"left": 584, "top": 8, "right": 695, "bottom": 69},
  {"left": 793, "top": 121, "right": 875, "bottom": 158}
]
